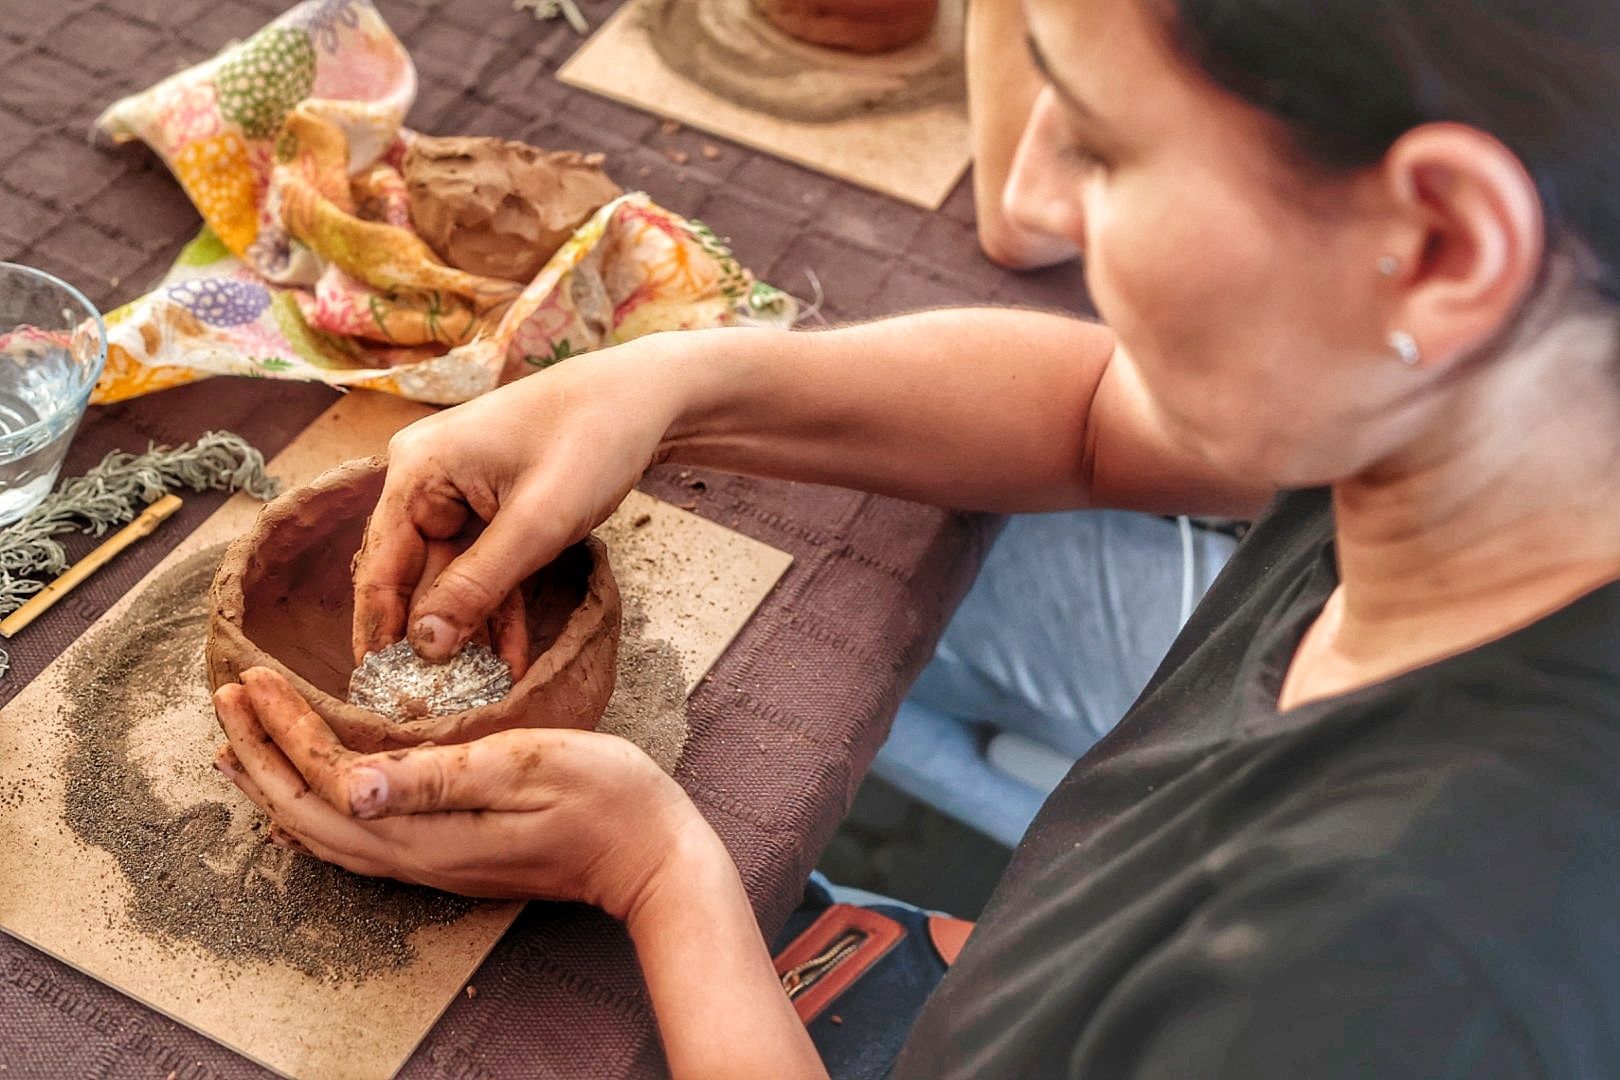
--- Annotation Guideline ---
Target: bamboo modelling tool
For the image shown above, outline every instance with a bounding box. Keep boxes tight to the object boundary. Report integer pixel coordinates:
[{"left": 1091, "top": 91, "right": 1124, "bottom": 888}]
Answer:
[{"left": 0, "top": 494, "right": 184, "bottom": 638}]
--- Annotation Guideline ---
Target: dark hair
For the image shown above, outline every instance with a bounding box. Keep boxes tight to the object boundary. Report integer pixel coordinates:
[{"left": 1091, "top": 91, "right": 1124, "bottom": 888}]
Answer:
[{"left": 1163, "top": 0, "right": 1620, "bottom": 303}]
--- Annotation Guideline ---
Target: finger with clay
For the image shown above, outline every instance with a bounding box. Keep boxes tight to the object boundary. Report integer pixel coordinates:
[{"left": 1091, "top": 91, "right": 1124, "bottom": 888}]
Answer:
[
  {"left": 350, "top": 346, "right": 691, "bottom": 675},
  {"left": 211, "top": 666, "right": 719, "bottom": 915},
  {"left": 351, "top": 532, "right": 530, "bottom": 685},
  {"left": 213, "top": 693, "right": 401, "bottom": 880},
  {"left": 410, "top": 536, "right": 530, "bottom": 679},
  {"left": 348, "top": 534, "right": 532, "bottom": 721}
]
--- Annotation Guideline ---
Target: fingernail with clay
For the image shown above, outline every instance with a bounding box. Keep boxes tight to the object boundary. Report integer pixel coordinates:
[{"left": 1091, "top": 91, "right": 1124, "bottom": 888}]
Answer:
[
  {"left": 348, "top": 766, "right": 389, "bottom": 819},
  {"left": 410, "top": 614, "right": 456, "bottom": 659}
]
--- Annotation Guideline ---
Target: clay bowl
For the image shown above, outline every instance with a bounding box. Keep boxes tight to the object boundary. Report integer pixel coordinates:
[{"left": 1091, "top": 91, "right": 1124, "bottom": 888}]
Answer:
[
  {"left": 752, "top": 0, "right": 938, "bottom": 53},
  {"left": 207, "top": 457, "right": 620, "bottom": 752}
]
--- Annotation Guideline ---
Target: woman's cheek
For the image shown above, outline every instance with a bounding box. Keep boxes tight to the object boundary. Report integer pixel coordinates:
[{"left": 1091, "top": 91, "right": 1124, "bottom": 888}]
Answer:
[
  {"left": 1085, "top": 184, "right": 1269, "bottom": 452},
  {"left": 1085, "top": 189, "right": 1201, "bottom": 374}
]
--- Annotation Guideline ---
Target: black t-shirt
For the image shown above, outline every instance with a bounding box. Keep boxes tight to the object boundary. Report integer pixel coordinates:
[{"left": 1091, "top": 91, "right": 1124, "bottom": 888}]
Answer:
[{"left": 892, "top": 488, "right": 1620, "bottom": 1079}]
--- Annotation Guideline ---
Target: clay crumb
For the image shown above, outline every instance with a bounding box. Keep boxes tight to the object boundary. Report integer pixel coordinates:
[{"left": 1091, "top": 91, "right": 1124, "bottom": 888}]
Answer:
[
  {"left": 659, "top": 118, "right": 683, "bottom": 135},
  {"left": 631, "top": 513, "right": 652, "bottom": 528},
  {"left": 662, "top": 148, "right": 690, "bottom": 166},
  {"left": 465, "top": 984, "right": 478, "bottom": 999},
  {"left": 700, "top": 143, "right": 721, "bottom": 161},
  {"left": 830, "top": 1015, "right": 843, "bottom": 1026}
]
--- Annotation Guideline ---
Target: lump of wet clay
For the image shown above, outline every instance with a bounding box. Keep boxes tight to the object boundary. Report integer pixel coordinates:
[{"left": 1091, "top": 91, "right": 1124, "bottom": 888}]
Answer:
[
  {"left": 349, "top": 640, "right": 514, "bottom": 722},
  {"left": 403, "top": 134, "right": 622, "bottom": 283},
  {"left": 207, "top": 457, "right": 621, "bottom": 752}
]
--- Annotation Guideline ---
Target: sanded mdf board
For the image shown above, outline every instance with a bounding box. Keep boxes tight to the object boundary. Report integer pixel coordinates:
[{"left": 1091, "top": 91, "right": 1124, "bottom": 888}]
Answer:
[
  {"left": 0, "top": 389, "right": 791, "bottom": 1080},
  {"left": 558, "top": 1, "right": 971, "bottom": 210}
]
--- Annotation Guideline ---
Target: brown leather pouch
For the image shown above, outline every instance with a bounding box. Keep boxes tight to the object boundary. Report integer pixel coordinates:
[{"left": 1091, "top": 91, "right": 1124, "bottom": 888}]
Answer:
[
  {"left": 773, "top": 904, "right": 906, "bottom": 1024},
  {"left": 772, "top": 904, "right": 979, "bottom": 1024}
]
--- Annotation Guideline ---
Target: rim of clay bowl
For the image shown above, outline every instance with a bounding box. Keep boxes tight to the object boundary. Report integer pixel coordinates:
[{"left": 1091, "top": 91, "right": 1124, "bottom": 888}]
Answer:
[{"left": 208, "top": 457, "right": 620, "bottom": 749}]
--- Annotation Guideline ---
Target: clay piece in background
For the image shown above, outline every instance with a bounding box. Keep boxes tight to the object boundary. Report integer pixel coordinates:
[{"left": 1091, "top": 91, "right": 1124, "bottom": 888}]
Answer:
[
  {"left": 752, "top": 0, "right": 938, "bottom": 53},
  {"left": 403, "top": 134, "right": 623, "bottom": 283},
  {"left": 641, "top": 0, "right": 964, "bottom": 123},
  {"left": 208, "top": 457, "right": 621, "bottom": 752}
]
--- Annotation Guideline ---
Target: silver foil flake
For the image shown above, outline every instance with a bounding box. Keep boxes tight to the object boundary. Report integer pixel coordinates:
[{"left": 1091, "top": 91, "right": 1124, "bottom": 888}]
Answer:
[{"left": 348, "top": 641, "right": 514, "bottom": 722}]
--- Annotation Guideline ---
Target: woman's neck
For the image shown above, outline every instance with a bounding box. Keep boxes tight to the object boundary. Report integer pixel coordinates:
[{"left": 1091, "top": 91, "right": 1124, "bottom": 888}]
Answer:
[{"left": 1281, "top": 313, "right": 1620, "bottom": 710}]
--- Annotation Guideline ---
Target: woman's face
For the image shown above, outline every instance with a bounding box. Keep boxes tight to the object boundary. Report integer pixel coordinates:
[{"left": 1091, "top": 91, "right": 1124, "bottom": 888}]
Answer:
[{"left": 1014, "top": 0, "right": 1428, "bottom": 486}]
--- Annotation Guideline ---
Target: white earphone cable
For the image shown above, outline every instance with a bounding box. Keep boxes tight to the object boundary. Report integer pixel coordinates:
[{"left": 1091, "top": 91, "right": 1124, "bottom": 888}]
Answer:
[{"left": 1177, "top": 515, "right": 1197, "bottom": 626}]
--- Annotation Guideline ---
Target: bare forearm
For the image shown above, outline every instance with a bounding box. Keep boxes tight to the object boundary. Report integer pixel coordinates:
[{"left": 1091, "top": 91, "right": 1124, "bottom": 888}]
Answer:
[
  {"left": 660, "top": 309, "right": 1116, "bottom": 513},
  {"left": 628, "top": 827, "right": 825, "bottom": 1080}
]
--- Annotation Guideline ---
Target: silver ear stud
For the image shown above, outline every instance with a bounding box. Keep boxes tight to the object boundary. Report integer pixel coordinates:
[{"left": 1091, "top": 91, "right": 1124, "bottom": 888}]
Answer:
[
  {"left": 1389, "top": 330, "right": 1421, "bottom": 366},
  {"left": 1377, "top": 255, "right": 1400, "bottom": 277}
]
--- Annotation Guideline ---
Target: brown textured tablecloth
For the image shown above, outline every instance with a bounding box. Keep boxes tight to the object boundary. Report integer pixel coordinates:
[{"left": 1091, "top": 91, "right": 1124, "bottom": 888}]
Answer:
[{"left": 0, "top": 0, "right": 1089, "bottom": 1075}]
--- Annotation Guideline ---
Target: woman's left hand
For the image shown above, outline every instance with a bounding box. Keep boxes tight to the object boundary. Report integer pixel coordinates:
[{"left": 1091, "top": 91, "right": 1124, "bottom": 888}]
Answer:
[
  {"left": 217, "top": 672, "right": 826, "bottom": 1079},
  {"left": 212, "top": 666, "right": 711, "bottom": 920}
]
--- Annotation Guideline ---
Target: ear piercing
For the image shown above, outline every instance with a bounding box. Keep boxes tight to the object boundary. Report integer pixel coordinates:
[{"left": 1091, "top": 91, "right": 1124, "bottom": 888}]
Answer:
[
  {"left": 1380, "top": 257, "right": 1418, "bottom": 364},
  {"left": 1389, "top": 330, "right": 1421, "bottom": 366}
]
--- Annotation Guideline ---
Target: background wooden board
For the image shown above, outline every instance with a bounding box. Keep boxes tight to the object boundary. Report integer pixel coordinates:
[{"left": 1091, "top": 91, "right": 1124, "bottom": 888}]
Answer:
[
  {"left": 0, "top": 390, "right": 791, "bottom": 1080},
  {"left": 558, "top": 1, "right": 971, "bottom": 210}
]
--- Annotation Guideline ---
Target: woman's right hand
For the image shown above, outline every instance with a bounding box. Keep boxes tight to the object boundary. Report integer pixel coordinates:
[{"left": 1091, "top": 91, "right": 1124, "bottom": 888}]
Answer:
[
  {"left": 351, "top": 336, "right": 698, "bottom": 666},
  {"left": 353, "top": 308, "right": 1217, "bottom": 666}
]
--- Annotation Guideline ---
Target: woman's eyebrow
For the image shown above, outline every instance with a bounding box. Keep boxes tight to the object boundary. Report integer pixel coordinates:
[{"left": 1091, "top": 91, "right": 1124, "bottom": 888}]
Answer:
[{"left": 1025, "top": 32, "right": 1104, "bottom": 124}]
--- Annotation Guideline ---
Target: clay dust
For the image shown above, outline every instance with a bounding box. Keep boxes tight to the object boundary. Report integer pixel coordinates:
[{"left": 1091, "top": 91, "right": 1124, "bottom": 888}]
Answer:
[
  {"left": 58, "top": 542, "right": 690, "bottom": 981},
  {"left": 59, "top": 545, "right": 478, "bottom": 983},
  {"left": 598, "top": 595, "right": 689, "bottom": 775}
]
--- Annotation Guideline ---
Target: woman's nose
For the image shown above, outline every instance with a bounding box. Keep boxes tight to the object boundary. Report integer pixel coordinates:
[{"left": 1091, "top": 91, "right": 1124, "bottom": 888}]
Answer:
[{"left": 1003, "top": 90, "right": 1088, "bottom": 249}]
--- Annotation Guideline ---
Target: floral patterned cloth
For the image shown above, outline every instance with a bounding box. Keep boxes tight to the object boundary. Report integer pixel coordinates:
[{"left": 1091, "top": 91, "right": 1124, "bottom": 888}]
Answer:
[{"left": 92, "top": 0, "right": 794, "bottom": 405}]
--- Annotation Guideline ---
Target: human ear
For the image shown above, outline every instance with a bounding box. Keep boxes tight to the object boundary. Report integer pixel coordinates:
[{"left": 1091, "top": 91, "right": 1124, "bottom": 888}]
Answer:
[{"left": 1377, "top": 122, "right": 1545, "bottom": 369}]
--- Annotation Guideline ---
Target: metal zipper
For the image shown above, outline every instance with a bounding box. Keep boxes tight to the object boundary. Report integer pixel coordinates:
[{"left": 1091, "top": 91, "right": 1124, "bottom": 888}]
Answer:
[{"left": 780, "top": 928, "right": 869, "bottom": 1001}]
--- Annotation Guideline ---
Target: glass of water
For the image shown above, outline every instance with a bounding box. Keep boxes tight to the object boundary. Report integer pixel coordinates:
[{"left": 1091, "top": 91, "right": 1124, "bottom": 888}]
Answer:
[{"left": 0, "top": 263, "right": 107, "bottom": 526}]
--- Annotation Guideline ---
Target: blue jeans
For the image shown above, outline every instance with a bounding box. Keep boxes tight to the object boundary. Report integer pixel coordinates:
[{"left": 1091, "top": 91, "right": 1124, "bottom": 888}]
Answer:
[{"left": 873, "top": 510, "right": 1238, "bottom": 844}]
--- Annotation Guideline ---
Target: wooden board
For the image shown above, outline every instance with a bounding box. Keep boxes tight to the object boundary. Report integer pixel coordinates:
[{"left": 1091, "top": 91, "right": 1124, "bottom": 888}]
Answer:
[
  {"left": 558, "top": 1, "right": 971, "bottom": 210},
  {"left": 0, "top": 390, "right": 791, "bottom": 1080}
]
